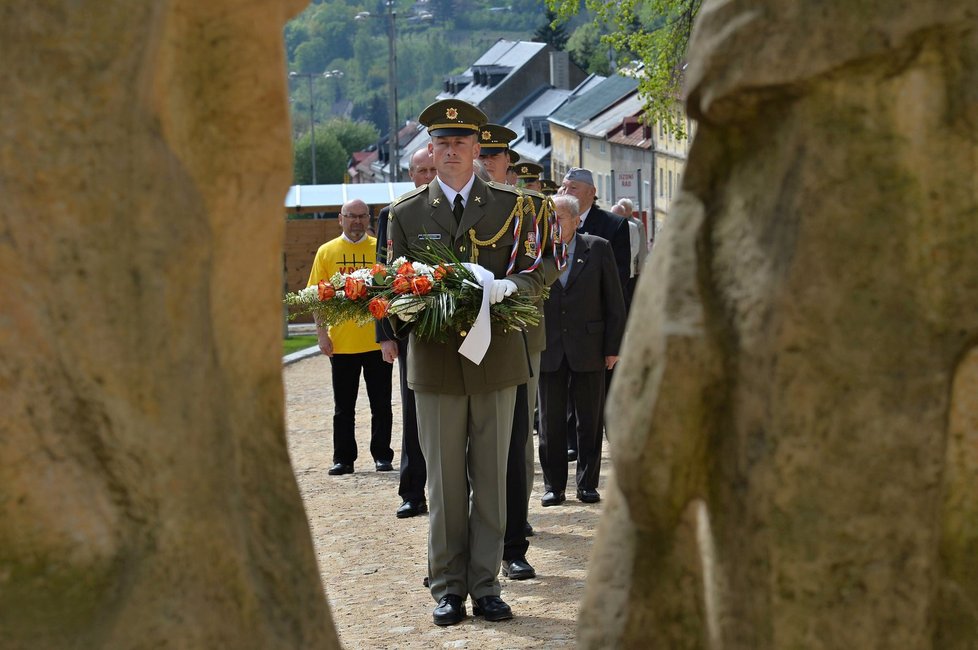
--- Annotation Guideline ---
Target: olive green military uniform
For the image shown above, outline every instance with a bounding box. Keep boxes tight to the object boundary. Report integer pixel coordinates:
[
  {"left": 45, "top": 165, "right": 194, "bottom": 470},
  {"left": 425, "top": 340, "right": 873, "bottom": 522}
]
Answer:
[
  {"left": 518, "top": 190, "right": 560, "bottom": 512},
  {"left": 388, "top": 175, "right": 550, "bottom": 603}
]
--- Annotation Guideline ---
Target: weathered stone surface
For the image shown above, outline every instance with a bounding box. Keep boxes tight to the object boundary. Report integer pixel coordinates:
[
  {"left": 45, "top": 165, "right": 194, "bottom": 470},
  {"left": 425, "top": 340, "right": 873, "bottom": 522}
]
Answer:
[
  {"left": 0, "top": 1, "right": 337, "bottom": 648},
  {"left": 588, "top": 1, "right": 978, "bottom": 648}
]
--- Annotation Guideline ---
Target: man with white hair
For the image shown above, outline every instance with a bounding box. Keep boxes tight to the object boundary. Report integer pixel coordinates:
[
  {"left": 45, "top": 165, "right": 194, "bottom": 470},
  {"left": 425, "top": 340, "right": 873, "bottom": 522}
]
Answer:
[
  {"left": 558, "top": 167, "right": 632, "bottom": 310},
  {"left": 538, "top": 194, "right": 626, "bottom": 506},
  {"left": 613, "top": 198, "right": 648, "bottom": 303}
]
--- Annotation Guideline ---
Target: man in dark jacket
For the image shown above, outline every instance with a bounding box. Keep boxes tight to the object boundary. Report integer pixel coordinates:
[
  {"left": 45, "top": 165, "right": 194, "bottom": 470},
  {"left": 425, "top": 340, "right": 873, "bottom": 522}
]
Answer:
[
  {"left": 558, "top": 167, "right": 631, "bottom": 308},
  {"left": 537, "top": 194, "right": 626, "bottom": 506},
  {"left": 375, "top": 147, "right": 436, "bottom": 518}
]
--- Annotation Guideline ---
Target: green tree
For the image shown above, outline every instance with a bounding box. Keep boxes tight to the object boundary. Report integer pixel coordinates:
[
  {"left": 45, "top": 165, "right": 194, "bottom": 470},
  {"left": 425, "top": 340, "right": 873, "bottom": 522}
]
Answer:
[
  {"left": 532, "top": 9, "right": 568, "bottom": 50},
  {"left": 566, "top": 22, "right": 610, "bottom": 75},
  {"left": 294, "top": 40, "right": 330, "bottom": 76},
  {"left": 546, "top": 0, "right": 701, "bottom": 136},
  {"left": 293, "top": 130, "right": 348, "bottom": 185},
  {"left": 320, "top": 118, "right": 380, "bottom": 156}
]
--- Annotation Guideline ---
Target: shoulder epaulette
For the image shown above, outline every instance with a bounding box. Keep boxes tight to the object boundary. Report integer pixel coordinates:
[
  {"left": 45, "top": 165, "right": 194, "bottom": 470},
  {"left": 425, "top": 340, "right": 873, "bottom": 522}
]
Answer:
[
  {"left": 486, "top": 181, "right": 522, "bottom": 196},
  {"left": 391, "top": 184, "right": 427, "bottom": 207}
]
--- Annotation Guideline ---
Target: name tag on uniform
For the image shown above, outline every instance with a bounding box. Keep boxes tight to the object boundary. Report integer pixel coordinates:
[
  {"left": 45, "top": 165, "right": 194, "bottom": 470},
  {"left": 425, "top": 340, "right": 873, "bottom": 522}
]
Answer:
[{"left": 418, "top": 234, "right": 442, "bottom": 240}]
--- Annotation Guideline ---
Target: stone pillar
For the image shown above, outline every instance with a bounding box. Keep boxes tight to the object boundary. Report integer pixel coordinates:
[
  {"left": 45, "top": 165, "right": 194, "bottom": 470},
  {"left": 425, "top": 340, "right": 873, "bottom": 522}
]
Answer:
[
  {"left": 0, "top": 1, "right": 337, "bottom": 648},
  {"left": 585, "top": 1, "right": 978, "bottom": 648}
]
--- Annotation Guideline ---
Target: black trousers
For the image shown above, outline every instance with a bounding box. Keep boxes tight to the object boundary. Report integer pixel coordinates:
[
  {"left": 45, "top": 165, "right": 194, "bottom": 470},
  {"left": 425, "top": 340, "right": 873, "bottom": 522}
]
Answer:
[
  {"left": 567, "top": 366, "right": 613, "bottom": 453},
  {"left": 503, "top": 382, "right": 529, "bottom": 561},
  {"left": 329, "top": 350, "right": 393, "bottom": 465},
  {"left": 539, "top": 358, "right": 605, "bottom": 494},
  {"left": 394, "top": 337, "right": 426, "bottom": 503}
]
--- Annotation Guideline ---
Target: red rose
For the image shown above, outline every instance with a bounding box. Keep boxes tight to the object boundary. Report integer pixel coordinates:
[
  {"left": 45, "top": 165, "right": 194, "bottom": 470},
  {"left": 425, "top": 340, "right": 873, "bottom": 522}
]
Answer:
[
  {"left": 367, "top": 296, "right": 390, "bottom": 319},
  {"left": 317, "top": 280, "right": 335, "bottom": 301},
  {"left": 397, "top": 261, "right": 415, "bottom": 277},
  {"left": 344, "top": 276, "right": 367, "bottom": 300},
  {"left": 434, "top": 264, "right": 451, "bottom": 281},
  {"left": 392, "top": 275, "right": 412, "bottom": 294},
  {"left": 411, "top": 275, "right": 433, "bottom": 296}
]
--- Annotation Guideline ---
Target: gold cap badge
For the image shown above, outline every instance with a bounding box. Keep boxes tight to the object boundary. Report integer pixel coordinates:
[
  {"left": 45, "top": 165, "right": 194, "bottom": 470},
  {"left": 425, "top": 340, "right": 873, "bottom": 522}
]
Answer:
[{"left": 446, "top": 107, "right": 459, "bottom": 120}]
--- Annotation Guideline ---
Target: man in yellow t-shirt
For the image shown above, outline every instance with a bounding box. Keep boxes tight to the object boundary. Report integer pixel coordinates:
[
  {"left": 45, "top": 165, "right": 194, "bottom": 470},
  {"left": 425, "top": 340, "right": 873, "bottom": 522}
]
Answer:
[{"left": 307, "top": 199, "right": 394, "bottom": 476}]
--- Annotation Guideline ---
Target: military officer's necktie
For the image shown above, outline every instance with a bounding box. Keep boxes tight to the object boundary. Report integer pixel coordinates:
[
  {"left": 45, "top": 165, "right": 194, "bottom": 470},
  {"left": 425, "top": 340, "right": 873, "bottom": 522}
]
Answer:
[{"left": 453, "top": 195, "right": 464, "bottom": 224}]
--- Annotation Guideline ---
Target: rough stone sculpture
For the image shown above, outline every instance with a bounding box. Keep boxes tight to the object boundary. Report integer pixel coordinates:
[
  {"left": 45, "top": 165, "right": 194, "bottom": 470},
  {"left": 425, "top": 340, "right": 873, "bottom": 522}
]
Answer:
[
  {"left": 0, "top": 1, "right": 337, "bottom": 648},
  {"left": 586, "top": 1, "right": 978, "bottom": 648}
]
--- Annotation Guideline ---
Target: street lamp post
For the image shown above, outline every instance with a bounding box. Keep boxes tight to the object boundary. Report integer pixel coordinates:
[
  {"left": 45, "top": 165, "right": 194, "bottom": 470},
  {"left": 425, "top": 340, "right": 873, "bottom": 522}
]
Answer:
[
  {"left": 386, "top": 3, "right": 400, "bottom": 182},
  {"left": 289, "top": 69, "right": 344, "bottom": 186},
  {"left": 357, "top": 3, "right": 400, "bottom": 182}
]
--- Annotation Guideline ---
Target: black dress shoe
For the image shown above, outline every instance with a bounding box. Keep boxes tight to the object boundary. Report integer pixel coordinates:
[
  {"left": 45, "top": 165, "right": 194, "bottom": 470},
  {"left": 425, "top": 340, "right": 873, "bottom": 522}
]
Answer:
[
  {"left": 396, "top": 500, "right": 428, "bottom": 518},
  {"left": 472, "top": 595, "right": 513, "bottom": 621},
  {"left": 433, "top": 594, "right": 466, "bottom": 626},
  {"left": 375, "top": 460, "right": 394, "bottom": 472},
  {"left": 327, "top": 462, "right": 353, "bottom": 475},
  {"left": 524, "top": 522, "right": 534, "bottom": 537},
  {"left": 577, "top": 488, "right": 601, "bottom": 503},
  {"left": 567, "top": 449, "right": 578, "bottom": 462},
  {"left": 502, "top": 558, "right": 536, "bottom": 580},
  {"left": 541, "top": 491, "right": 565, "bottom": 507}
]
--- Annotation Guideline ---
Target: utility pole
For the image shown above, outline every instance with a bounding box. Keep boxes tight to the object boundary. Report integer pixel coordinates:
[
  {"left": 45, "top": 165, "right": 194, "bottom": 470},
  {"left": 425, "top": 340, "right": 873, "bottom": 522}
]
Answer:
[
  {"left": 386, "top": 2, "right": 400, "bottom": 182},
  {"left": 289, "top": 70, "right": 344, "bottom": 185}
]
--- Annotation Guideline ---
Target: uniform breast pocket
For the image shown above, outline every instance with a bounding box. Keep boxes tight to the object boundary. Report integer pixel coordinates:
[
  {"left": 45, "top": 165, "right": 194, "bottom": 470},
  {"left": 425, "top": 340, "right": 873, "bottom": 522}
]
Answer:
[{"left": 471, "top": 225, "right": 516, "bottom": 273}]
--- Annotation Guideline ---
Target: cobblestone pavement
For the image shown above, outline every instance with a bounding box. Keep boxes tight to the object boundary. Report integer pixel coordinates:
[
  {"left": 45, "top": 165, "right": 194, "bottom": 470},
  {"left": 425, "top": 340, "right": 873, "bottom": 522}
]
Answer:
[{"left": 284, "top": 353, "right": 611, "bottom": 649}]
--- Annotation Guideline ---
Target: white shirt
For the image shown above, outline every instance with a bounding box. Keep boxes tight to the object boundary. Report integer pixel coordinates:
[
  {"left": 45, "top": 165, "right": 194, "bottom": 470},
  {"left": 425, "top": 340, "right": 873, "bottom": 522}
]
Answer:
[
  {"left": 577, "top": 208, "right": 590, "bottom": 229},
  {"left": 436, "top": 173, "right": 476, "bottom": 209},
  {"left": 341, "top": 232, "right": 367, "bottom": 244}
]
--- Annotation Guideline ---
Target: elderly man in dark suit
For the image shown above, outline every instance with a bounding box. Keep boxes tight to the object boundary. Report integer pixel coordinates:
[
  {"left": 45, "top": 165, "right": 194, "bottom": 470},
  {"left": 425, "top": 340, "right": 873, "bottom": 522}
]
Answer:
[
  {"left": 558, "top": 167, "right": 632, "bottom": 460},
  {"left": 558, "top": 167, "right": 631, "bottom": 306},
  {"left": 538, "top": 194, "right": 626, "bottom": 506},
  {"left": 386, "top": 99, "right": 550, "bottom": 627}
]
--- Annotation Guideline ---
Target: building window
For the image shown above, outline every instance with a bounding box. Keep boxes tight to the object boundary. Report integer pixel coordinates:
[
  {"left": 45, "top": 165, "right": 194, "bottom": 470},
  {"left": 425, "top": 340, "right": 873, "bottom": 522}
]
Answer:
[
  {"left": 584, "top": 140, "right": 590, "bottom": 151},
  {"left": 659, "top": 168, "right": 664, "bottom": 197},
  {"left": 599, "top": 141, "right": 606, "bottom": 154},
  {"left": 668, "top": 170, "right": 673, "bottom": 199}
]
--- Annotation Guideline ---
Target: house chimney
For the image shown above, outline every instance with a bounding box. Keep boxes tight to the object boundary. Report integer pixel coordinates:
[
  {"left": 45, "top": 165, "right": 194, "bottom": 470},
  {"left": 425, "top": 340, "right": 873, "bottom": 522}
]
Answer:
[{"left": 550, "top": 51, "right": 570, "bottom": 89}]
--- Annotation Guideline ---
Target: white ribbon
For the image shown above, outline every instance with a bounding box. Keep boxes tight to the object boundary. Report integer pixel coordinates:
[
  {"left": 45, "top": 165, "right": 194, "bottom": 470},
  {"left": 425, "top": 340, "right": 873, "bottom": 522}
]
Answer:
[{"left": 458, "top": 263, "right": 495, "bottom": 365}]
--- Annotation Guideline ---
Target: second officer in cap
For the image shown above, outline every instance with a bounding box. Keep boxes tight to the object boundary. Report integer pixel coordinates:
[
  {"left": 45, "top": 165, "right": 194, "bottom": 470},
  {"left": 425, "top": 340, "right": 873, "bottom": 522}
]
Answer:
[
  {"left": 477, "top": 123, "right": 517, "bottom": 184},
  {"left": 385, "top": 99, "right": 554, "bottom": 627},
  {"left": 515, "top": 162, "right": 544, "bottom": 192}
]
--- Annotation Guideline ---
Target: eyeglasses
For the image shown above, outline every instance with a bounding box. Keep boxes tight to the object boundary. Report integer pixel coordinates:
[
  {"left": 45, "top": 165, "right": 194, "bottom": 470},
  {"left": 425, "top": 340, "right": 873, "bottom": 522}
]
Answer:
[{"left": 340, "top": 213, "right": 370, "bottom": 220}]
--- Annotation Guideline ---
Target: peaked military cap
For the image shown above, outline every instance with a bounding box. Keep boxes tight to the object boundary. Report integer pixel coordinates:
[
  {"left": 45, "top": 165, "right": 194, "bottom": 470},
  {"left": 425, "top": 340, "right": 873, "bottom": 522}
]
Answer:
[
  {"left": 507, "top": 149, "right": 520, "bottom": 165},
  {"left": 540, "top": 178, "right": 559, "bottom": 195},
  {"left": 516, "top": 162, "right": 543, "bottom": 180},
  {"left": 477, "top": 123, "right": 517, "bottom": 150},
  {"left": 418, "top": 99, "right": 487, "bottom": 137}
]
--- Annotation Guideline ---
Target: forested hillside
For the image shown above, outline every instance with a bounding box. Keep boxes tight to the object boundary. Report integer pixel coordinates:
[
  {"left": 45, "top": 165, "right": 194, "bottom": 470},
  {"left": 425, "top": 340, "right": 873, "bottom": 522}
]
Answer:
[{"left": 284, "top": 0, "right": 607, "bottom": 183}]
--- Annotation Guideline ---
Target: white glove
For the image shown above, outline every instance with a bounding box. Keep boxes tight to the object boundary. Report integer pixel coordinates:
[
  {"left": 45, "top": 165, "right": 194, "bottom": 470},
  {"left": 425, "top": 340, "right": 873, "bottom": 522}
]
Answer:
[
  {"left": 389, "top": 297, "right": 424, "bottom": 322},
  {"left": 489, "top": 279, "right": 517, "bottom": 305}
]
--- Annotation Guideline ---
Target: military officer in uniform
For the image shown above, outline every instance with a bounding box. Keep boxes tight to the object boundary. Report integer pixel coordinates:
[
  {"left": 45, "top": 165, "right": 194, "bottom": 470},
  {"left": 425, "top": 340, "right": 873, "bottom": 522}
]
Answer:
[
  {"left": 540, "top": 178, "right": 559, "bottom": 196},
  {"left": 386, "top": 99, "right": 552, "bottom": 626},
  {"left": 477, "top": 123, "right": 517, "bottom": 184},
  {"left": 515, "top": 162, "right": 544, "bottom": 192}
]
